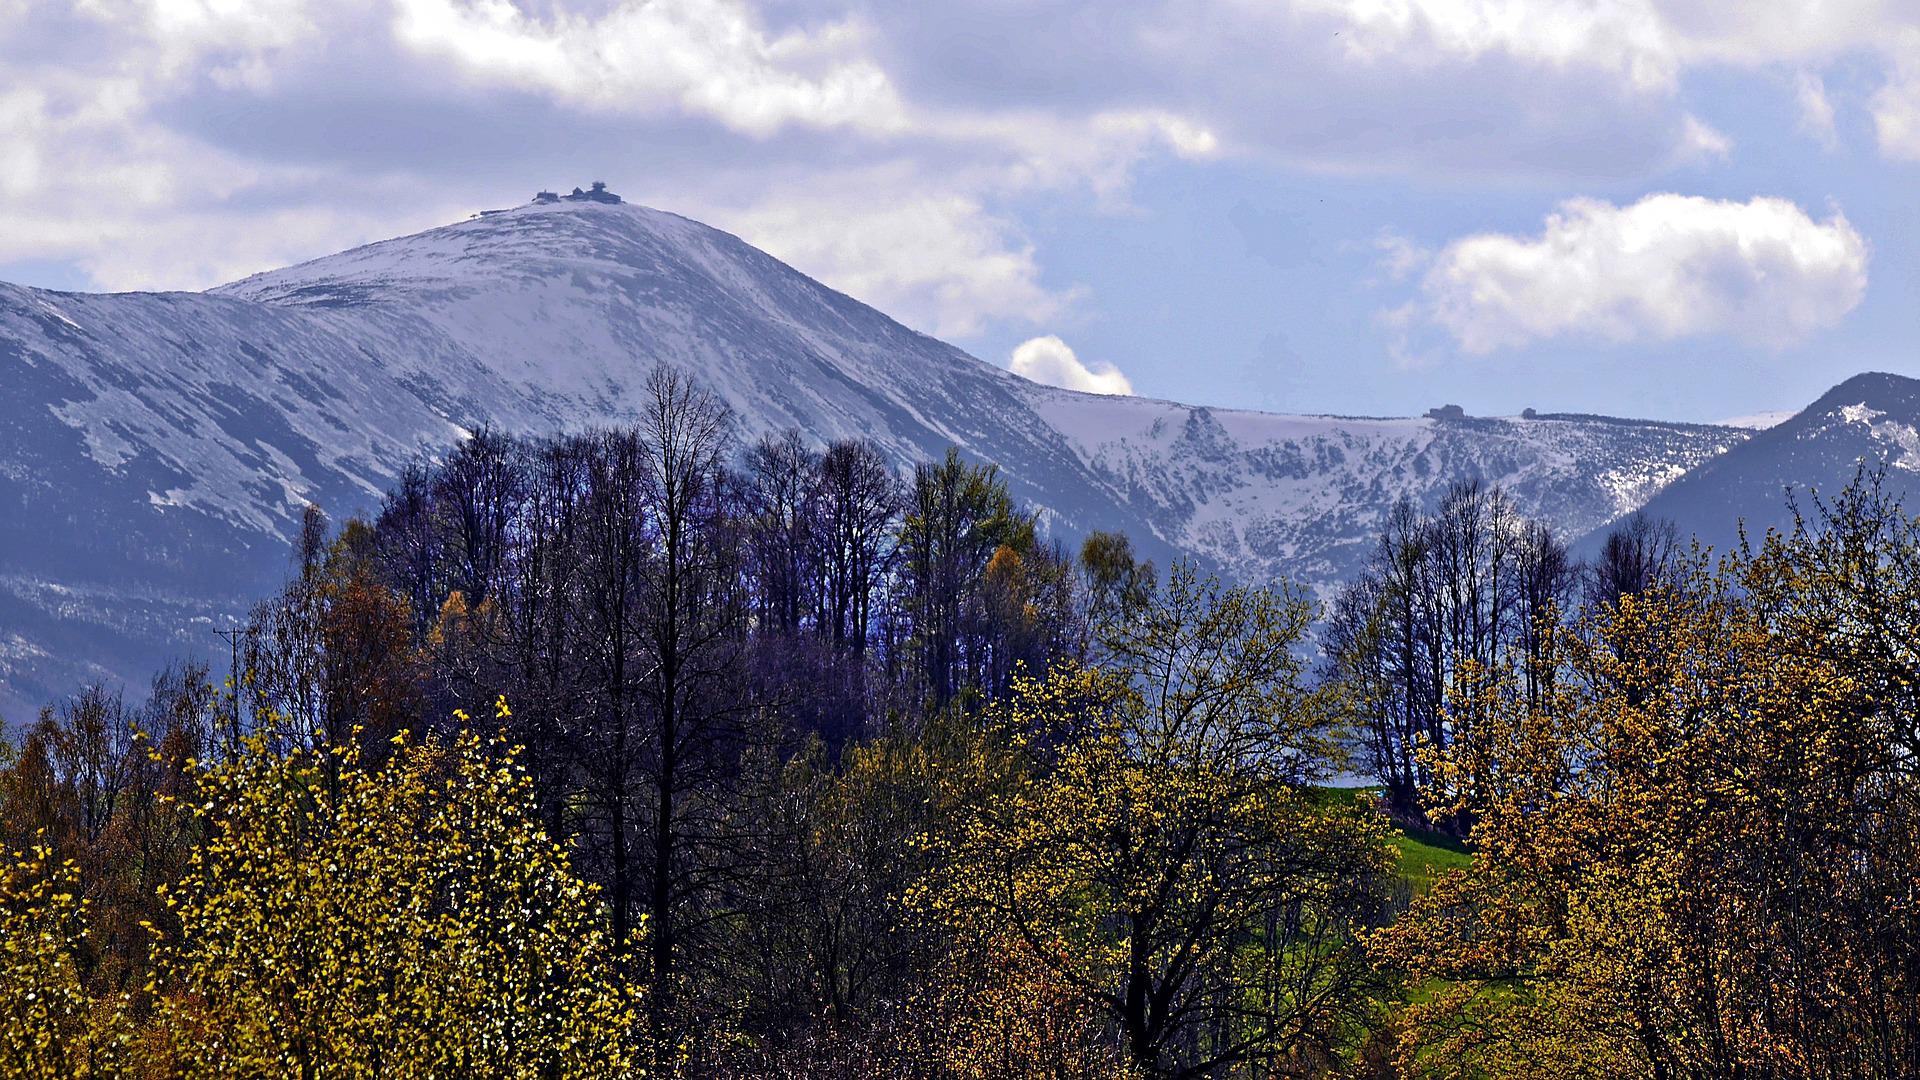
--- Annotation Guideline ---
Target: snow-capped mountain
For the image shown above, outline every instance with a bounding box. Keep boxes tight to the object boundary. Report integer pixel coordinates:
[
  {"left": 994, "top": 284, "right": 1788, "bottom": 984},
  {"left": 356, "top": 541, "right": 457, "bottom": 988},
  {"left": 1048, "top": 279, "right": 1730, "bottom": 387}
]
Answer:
[
  {"left": 1611, "top": 372, "right": 1920, "bottom": 556},
  {"left": 0, "top": 195, "right": 1746, "bottom": 714}
]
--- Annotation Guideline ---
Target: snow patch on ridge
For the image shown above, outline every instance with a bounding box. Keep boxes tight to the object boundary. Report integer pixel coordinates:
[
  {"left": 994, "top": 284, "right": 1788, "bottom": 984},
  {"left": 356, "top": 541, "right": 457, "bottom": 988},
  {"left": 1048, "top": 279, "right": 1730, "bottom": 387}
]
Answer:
[{"left": 1838, "top": 402, "right": 1887, "bottom": 425}]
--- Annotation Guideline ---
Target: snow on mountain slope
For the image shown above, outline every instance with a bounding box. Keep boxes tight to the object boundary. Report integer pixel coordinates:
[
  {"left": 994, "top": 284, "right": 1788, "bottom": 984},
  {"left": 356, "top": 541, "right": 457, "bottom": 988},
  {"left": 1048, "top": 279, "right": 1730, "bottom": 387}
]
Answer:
[
  {"left": 1027, "top": 390, "right": 1745, "bottom": 587},
  {"left": 218, "top": 202, "right": 1045, "bottom": 461},
  {"left": 1, "top": 195, "right": 1746, "bottom": 713}
]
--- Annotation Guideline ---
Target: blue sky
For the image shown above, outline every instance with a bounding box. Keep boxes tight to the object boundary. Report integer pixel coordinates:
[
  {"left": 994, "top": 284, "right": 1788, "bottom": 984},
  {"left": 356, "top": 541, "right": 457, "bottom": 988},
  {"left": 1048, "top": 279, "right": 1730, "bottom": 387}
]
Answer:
[{"left": 3, "top": 1, "right": 1917, "bottom": 422}]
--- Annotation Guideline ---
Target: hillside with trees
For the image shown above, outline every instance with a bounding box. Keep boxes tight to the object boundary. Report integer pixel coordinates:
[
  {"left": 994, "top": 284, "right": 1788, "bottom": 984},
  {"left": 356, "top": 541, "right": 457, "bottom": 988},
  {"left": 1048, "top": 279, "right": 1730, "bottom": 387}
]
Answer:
[{"left": 5, "top": 369, "right": 1918, "bottom": 1078}]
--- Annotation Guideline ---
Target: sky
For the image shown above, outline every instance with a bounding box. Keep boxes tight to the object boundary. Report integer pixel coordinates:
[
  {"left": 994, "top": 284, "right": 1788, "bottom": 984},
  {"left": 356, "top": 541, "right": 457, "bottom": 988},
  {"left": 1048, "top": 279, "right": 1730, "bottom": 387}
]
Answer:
[{"left": 3, "top": 1, "right": 1918, "bottom": 423}]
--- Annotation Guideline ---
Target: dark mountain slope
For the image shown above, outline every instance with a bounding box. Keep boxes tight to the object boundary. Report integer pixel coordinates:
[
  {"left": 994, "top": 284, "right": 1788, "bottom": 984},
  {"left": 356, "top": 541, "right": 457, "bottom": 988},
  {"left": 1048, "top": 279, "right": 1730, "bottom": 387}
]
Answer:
[{"left": 1597, "top": 372, "right": 1920, "bottom": 556}]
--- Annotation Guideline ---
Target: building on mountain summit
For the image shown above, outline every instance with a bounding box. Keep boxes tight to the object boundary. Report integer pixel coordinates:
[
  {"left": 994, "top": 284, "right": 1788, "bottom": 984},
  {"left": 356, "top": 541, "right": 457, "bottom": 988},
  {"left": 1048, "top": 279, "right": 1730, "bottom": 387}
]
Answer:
[
  {"left": 1426, "top": 404, "right": 1468, "bottom": 421},
  {"left": 570, "top": 182, "right": 622, "bottom": 204},
  {"left": 531, "top": 182, "right": 622, "bottom": 205}
]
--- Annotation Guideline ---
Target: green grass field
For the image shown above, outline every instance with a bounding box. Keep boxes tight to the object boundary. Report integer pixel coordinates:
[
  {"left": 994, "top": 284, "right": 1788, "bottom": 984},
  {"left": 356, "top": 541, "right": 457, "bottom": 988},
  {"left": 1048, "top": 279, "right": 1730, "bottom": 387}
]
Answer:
[
  {"left": 1314, "top": 785, "right": 1473, "bottom": 894},
  {"left": 1391, "top": 824, "right": 1472, "bottom": 893}
]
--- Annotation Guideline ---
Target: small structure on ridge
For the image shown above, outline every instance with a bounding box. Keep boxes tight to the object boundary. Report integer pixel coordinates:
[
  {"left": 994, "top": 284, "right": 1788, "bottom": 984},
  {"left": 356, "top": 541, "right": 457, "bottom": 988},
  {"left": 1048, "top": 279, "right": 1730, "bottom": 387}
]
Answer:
[{"left": 531, "top": 182, "right": 622, "bottom": 205}]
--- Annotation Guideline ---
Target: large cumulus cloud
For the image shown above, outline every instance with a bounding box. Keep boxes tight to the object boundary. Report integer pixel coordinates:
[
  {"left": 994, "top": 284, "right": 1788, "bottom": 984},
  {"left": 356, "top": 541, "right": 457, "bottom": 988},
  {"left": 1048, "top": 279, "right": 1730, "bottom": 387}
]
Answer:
[{"left": 1398, "top": 194, "right": 1869, "bottom": 355}]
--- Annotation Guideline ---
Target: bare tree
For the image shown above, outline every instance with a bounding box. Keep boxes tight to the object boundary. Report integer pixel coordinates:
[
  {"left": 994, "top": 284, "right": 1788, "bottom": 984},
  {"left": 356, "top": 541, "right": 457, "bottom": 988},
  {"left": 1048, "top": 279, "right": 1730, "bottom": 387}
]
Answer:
[
  {"left": 744, "top": 429, "right": 819, "bottom": 637},
  {"left": 1586, "top": 510, "right": 1681, "bottom": 607},
  {"left": 433, "top": 425, "right": 522, "bottom": 611},
  {"left": 630, "top": 367, "right": 755, "bottom": 1062},
  {"left": 812, "top": 439, "right": 901, "bottom": 657},
  {"left": 1324, "top": 485, "right": 1567, "bottom": 826}
]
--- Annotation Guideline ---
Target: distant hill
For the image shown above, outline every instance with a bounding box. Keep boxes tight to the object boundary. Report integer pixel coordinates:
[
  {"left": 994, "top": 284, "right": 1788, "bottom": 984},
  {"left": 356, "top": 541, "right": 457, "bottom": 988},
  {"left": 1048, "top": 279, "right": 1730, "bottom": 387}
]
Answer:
[{"left": 1591, "top": 372, "right": 1920, "bottom": 557}]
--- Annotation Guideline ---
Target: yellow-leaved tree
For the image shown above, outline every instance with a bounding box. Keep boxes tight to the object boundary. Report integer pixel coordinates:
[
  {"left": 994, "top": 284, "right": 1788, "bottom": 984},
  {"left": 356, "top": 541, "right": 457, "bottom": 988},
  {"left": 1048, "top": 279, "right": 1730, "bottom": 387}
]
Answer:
[
  {"left": 1377, "top": 478, "right": 1920, "bottom": 1079},
  {"left": 0, "top": 835, "right": 127, "bottom": 1077},
  {"left": 143, "top": 698, "right": 643, "bottom": 1077},
  {"left": 916, "top": 566, "right": 1395, "bottom": 1079}
]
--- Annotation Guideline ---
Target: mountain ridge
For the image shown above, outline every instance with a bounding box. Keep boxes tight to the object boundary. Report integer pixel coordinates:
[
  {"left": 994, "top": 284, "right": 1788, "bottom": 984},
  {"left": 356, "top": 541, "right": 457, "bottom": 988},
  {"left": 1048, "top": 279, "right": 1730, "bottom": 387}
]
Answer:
[{"left": 1, "top": 196, "right": 1751, "bottom": 714}]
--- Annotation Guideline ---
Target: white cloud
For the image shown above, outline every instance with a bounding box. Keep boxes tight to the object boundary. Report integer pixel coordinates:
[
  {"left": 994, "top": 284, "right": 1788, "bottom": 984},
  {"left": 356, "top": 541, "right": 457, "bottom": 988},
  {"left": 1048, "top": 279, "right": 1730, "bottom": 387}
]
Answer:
[
  {"left": 1371, "top": 230, "right": 1430, "bottom": 283},
  {"left": 0, "top": 79, "right": 298, "bottom": 284},
  {"left": 0, "top": 13, "right": 466, "bottom": 290},
  {"left": 1406, "top": 193, "right": 1868, "bottom": 354},
  {"left": 1287, "top": 0, "right": 1920, "bottom": 165},
  {"left": 1296, "top": 0, "right": 1902, "bottom": 84},
  {"left": 1296, "top": 0, "right": 1680, "bottom": 89},
  {"left": 390, "top": 0, "right": 908, "bottom": 135},
  {"left": 80, "top": 0, "right": 320, "bottom": 84},
  {"left": 727, "top": 187, "right": 1075, "bottom": 338},
  {"left": 1660, "top": 2, "right": 1898, "bottom": 67},
  {"left": 1871, "top": 28, "right": 1920, "bottom": 158},
  {"left": 1008, "top": 335, "right": 1134, "bottom": 395},
  {"left": 1716, "top": 409, "right": 1795, "bottom": 430},
  {"left": 5, "top": 0, "right": 1920, "bottom": 347},
  {"left": 1091, "top": 109, "right": 1220, "bottom": 160},
  {"left": 1796, "top": 71, "right": 1839, "bottom": 148},
  {"left": 1673, "top": 113, "right": 1733, "bottom": 163}
]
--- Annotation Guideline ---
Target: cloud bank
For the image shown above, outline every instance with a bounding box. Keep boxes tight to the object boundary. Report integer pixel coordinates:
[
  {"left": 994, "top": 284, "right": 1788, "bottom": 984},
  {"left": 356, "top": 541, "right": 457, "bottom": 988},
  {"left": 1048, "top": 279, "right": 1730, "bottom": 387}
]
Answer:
[{"left": 391, "top": 0, "right": 907, "bottom": 135}]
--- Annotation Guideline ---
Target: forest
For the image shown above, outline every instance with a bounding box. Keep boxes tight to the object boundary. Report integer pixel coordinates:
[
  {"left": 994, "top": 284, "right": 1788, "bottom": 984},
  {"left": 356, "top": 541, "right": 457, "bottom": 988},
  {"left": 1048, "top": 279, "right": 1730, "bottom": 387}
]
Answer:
[{"left": 5, "top": 368, "right": 1918, "bottom": 1078}]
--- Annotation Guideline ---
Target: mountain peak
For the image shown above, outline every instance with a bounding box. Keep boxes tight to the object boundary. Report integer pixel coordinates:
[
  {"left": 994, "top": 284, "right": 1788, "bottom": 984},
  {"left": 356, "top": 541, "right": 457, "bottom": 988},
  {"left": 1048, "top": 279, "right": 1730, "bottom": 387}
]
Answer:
[
  {"left": 1612, "top": 370, "right": 1920, "bottom": 559},
  {"left": 215, "top": 198, "right": 710, "bottom": 305},
  {"left": 205, "top": 195, "right": 1015, "bottom": 448},
  {"left": 1810, "top": 370, "right": 1920, "bottom": 412}
]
